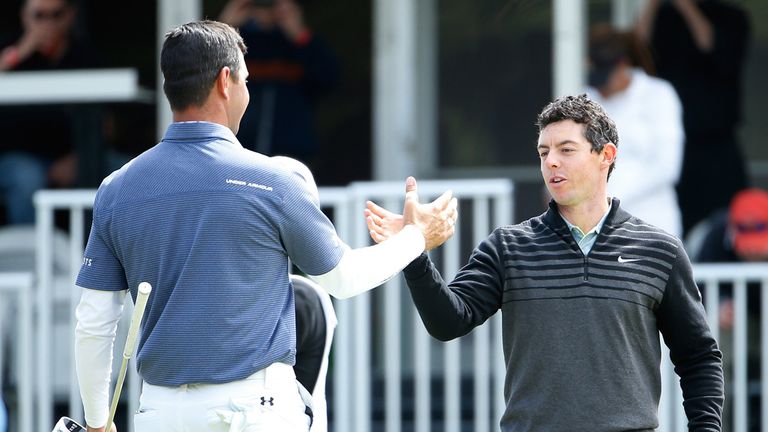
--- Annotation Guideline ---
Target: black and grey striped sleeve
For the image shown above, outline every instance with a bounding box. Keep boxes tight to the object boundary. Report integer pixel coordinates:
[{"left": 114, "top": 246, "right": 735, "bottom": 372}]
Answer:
[
  {"left": 403, "top": 230, "right": 505, "bottom": 341},
  {"left": 656, "top": 242, "right": 724, "bottom": 431}
]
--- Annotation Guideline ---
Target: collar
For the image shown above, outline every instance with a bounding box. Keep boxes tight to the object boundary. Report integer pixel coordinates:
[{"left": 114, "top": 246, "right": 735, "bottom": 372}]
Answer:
[
  {"left": 544, "top": 197, "right": 629, "bottom": 234},
  {"left": 162, "top": 121, "right": 242, "bottom": 147},
  {"left": 560, "top": 204, "right": 612, "bottom": 238}
]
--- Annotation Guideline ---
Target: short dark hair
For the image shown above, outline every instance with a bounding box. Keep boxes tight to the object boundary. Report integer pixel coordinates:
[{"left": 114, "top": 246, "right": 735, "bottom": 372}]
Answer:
[
  {"left": 161, "top": 20, "right": 247, "bottom": 111},
  {"left": 536, "top": 94, "right": 619, "bottom": 179},
  {"left": 589, "top": 24, "right": 655, "bottom": 77}
]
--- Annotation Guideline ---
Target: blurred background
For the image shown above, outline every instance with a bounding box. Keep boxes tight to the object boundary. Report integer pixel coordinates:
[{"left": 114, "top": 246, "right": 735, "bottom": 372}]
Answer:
[
  {"left": 1, "top": 0, "right": 767, "bottom": 431},
  {"left": 0, "top": 0, "right": 764, "bottom": 222}
]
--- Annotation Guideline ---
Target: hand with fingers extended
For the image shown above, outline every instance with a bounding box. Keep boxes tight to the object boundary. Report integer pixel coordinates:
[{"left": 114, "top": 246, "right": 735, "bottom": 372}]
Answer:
[
  {"left": 365, "top": 177, "right": 458, "bottom": 251},
  {"left": 364, "top": 200, "right": 404, "bottom": 244}
]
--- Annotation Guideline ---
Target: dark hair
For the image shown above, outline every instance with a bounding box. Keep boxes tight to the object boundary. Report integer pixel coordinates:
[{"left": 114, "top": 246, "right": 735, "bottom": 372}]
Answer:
[
  {"left": 160, "top": 20, "right": 247, "bottom": 111},
  {"left": 589, "top": 24, "right": 655, "bottom": 76},
  {"left": 536, "top": 94, "right": 619, "bottom": 179}
]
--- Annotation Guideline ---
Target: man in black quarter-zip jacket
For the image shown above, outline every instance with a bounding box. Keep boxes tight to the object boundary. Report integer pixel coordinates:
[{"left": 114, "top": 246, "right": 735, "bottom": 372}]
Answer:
[{"left": 365, "top": 94, "right": 724, "bottom": 431}]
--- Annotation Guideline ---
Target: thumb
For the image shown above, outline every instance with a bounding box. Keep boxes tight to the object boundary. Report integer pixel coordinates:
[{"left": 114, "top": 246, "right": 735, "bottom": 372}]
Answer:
[{"left": 405, "top": 176, "right": 419, "bottom": 203}]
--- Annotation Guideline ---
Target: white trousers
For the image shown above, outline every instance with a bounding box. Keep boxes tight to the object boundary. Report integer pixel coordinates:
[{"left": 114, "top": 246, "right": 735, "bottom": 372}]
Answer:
[{"left": 134, "top": 362, "right": 312, "bottom": 432}]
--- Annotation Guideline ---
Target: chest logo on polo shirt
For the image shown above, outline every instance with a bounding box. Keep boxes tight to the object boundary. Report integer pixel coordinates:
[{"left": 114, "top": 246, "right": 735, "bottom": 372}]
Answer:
[
  {"left": 617, "top": 256, "right": 641, "bottom": 263},
  {"left": 226, "top": 178, "right": 274, "bottom": 192}
]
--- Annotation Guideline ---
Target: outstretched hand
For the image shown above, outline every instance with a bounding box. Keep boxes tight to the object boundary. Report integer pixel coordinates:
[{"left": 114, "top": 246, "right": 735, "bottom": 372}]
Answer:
[
  {"left": 365, "top": 200, "right": 404, "bottom": 243},
  {"left": 365, "top": 177, "right": 458, "bottom": 251}
]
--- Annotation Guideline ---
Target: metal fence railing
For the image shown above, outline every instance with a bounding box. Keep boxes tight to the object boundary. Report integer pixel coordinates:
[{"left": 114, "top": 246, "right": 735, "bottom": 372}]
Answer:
[
  {"left": 660, "top": 263, "right": 768, "bottom": 432},
  {"left": 6, "top": 181, "right": 764, "bottom": 431},
  {"left": 0, "top": 272, "right": 33, "bottom": 432},
  {"left": 26, "top": 180, "right": 513, "bottom": 432}
]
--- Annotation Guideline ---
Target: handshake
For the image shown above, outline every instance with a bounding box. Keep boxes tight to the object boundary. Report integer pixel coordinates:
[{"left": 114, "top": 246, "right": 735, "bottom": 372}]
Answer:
[{"left": 365, "top": 176, "right": 458, "bottom": 252}]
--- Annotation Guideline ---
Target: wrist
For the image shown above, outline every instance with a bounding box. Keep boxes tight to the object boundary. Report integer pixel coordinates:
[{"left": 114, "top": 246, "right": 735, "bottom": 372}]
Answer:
[{"left": 401, "top": 224, "right": 427, "bottom": 252}]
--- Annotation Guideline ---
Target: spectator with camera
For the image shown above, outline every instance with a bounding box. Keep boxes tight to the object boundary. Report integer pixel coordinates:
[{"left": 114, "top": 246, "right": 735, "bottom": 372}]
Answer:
[
  {"left": 219, "top": 0, "right": 338, "bottom": 165},
  {"left": 636, "top": 0, "right": 751, "bottom": 236},
  {"left": 0, "top": 0, "right": 101, "bottom": 225}
]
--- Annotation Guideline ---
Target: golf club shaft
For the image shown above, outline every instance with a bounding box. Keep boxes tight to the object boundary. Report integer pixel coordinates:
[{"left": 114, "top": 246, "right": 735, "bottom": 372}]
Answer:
[{"left": 106, "top": 282, "right": 152, "bottom": 430}]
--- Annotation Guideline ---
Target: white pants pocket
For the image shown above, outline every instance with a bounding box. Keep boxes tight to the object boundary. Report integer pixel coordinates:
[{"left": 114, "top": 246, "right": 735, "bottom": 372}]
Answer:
[
  {"left": 208, "top": 393, "right": 310, "bottom": 432},
  {"left": 134, "top": 409, "right": 163, "bottom": 432}
]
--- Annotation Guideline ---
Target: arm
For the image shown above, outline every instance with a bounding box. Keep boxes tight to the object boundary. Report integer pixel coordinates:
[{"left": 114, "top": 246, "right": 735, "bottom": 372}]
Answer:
[
  {"left": 311, "top": 225, "right": 423, "bottom": 298},
  {"left": 274, "top": 0, "right": 309, "bottom": 43},
  {"left": 403, "top": 232, "right": 504, "bottom": 341},
  {"left": 672, "top": 0, "right": 714, "bottom": 52},
  {"left": 635, "top": 0, "right": 713, "bottom": 52},
  {"left": 635, "top": 0, "right": 661, "bottom": 44},
  {"left": 365, "top": 182, "right": 503, "bottom": 339},
  {"left": 0, "top": 19, "right": 48, "bottom": 70},
  {"left": 312, "top": 178, "right": 457, "bottom": 298},
  {"left": 274, "top": 0, "right": 339, "bottom": 89},
  {"left": 218, "top": 0, "right": 254, "bottom": 28},
  {"left": 656, "top": 245, "right": 724, "bottom": 430},
  {"left": 75, "top": 287, "right": 126, "bottom": 431},
  {"left": 276, "top": 158, "right": 457, "bottom": 299}
]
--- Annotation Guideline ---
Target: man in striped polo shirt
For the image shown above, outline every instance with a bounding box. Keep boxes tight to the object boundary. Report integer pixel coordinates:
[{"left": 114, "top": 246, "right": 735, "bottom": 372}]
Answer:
[
  {"left": 367, "top": 94, "right": 724, "bottom": 431},
  {"left": 74, "top": 20, "right": 458, "bottom": 432}
]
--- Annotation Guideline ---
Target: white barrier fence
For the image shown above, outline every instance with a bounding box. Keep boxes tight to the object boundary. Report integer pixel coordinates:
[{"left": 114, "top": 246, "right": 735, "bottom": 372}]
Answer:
[
  {"left": 0, "top": 181, "right": 763, "bottom": 430},
  {"left": 669, "top": 263, "right": 768, "bottom": 432},
  {"left": 0, "top": 273, "right": 33, "bottom": 432},
  {"left": 328, "top": 180, "right": 513, "bottom": 432}
]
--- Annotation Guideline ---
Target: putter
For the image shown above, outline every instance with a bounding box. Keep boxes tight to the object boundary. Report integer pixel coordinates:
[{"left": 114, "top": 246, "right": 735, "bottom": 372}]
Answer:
[{"left": 52, "top": 282, "right": 152, "bottom": 432}]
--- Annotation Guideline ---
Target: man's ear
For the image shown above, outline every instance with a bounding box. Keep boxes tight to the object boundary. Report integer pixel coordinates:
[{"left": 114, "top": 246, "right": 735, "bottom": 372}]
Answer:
[
  {"left": 216, "top": 66, "right": 232, "bottom": 99},
  {"left": 602, "top": 142, "right": 617, "bottom": 166}
]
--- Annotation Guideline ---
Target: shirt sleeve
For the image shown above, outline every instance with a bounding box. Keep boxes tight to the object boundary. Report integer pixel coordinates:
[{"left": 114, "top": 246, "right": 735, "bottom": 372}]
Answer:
[
  {"left": 656, "top": 242, "right": 724, "bottom": 431},
  {"left": 76, "top": 218, "right": 128, "bottom": 292},
  {"left": 403, "top": 230, "right": 505, "bottom": 341},
  {"left": 75, "top": 287, "right": 127, "bottom": 428},
  {"left": 277, "top": 173, "right": 347, "bottom": 276},
  {"left": 311, "top": 225, "right": 425, "bottom": 299}
]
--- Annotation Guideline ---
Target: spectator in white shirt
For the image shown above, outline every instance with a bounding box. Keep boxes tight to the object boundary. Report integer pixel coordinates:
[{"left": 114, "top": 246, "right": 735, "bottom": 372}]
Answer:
[{"left": 586, "top": 24, "right": 685, "bottom": 238}]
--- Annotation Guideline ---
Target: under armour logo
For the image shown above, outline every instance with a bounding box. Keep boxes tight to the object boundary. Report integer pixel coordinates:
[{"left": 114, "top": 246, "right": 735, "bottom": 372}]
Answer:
[{"left": 260, "top": 396, "right": 274, "bottom": 406}]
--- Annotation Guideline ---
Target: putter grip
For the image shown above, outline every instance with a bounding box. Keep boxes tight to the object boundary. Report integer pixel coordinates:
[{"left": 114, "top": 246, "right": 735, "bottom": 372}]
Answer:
[{"left": 123, "top": 282, "right": 151, "bottom": 359}]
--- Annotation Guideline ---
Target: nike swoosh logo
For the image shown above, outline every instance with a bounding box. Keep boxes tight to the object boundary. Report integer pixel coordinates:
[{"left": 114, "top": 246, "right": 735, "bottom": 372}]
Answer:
[{"left": 618, "top": 256, "right": 641, "bottom": 263}]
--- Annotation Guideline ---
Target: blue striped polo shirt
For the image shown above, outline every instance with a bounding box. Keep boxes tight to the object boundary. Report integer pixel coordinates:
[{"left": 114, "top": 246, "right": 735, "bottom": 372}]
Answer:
[{"left": 77, "top": 121, "right": 346, "bottom": 386}]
